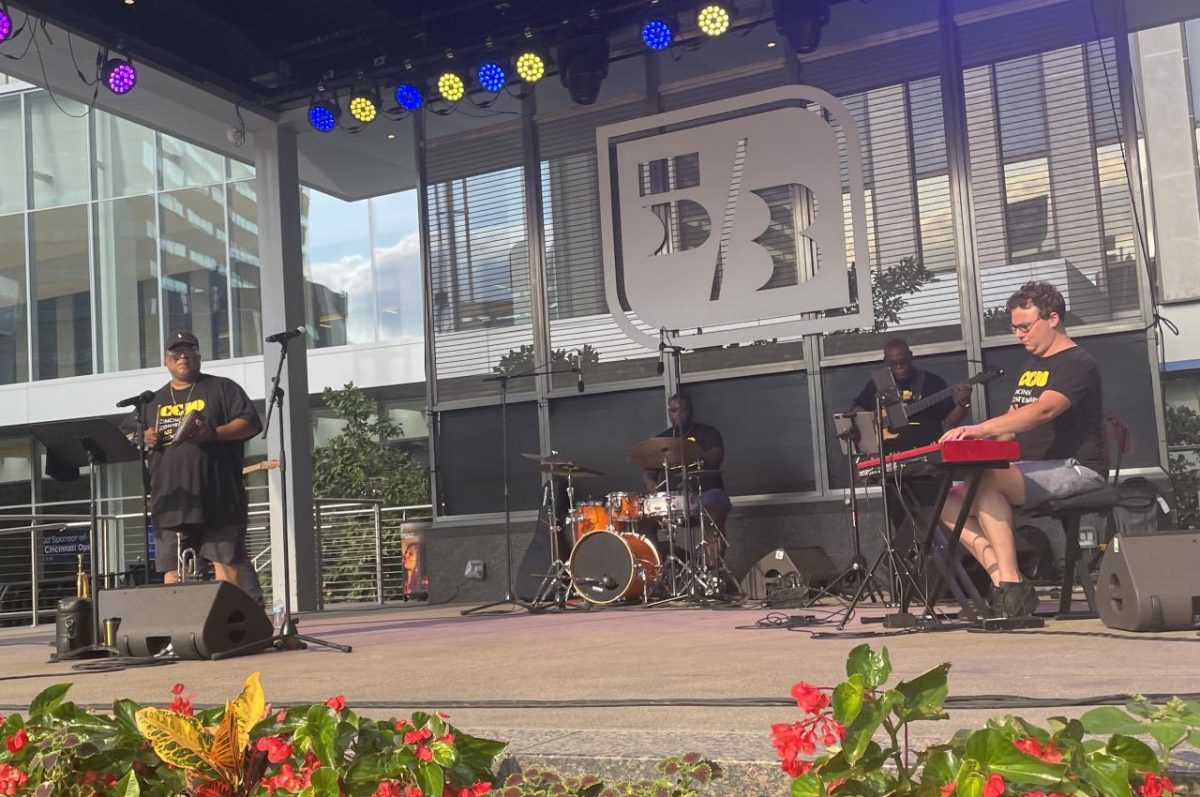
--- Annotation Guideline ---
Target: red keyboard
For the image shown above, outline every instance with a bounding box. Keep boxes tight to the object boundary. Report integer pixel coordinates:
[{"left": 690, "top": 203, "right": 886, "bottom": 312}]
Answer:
[{"left": 856, "top": 439, "right": 1021, "bottom": 474}]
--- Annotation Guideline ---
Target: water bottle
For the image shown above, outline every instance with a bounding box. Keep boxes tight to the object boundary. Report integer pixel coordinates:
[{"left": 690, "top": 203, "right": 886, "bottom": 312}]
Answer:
[{"left": 272, "top": 599, "right": 285, "bottom": 632}]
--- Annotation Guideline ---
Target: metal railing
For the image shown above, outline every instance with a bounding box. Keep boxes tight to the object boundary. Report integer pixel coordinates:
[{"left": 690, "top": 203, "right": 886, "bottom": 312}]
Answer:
[{"left": 0, "top": 494, "right": 433, "bottom": 627}]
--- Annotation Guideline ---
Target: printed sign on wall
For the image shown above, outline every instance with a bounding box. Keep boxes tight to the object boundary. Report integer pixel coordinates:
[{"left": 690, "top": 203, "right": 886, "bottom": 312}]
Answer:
[{"left": 597, "top": 85, "right": 873, "bottom": 349}]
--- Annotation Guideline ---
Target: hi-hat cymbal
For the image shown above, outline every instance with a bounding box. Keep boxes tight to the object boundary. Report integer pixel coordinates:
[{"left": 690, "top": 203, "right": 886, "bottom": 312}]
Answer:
[
  {"left": 540, "top": 463, "right": 604, "bottom": 479},
  {"left": 520, "top": 452, "right": 576, "bottom": 467},
  {"left": 627, "top": 436, "right": 703, "bottom": 470}
]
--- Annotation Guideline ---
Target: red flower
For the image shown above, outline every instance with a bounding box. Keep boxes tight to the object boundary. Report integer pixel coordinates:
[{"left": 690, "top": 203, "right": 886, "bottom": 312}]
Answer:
[
  {"left": 395, "top": 718, "right": 411, "bottom": 730},
  {"left": 255, "top": 736, "right": 294, "bottom": 764},
  {"left": 325, "top": 695, "right": 346, "bottom": 712},
  {"left": 781, "top": 758, "right": 812, "bottom": 777},
  {"left": 1013, "top": 737, "right": 1062, "bottom": 764},
  {"left": 791, "top": 682, "right": 829, "bottom": 715},
  {"left": 371, "top": 782, "right": 403, "bottom": 797},
  {"left": 940, "top": 783, "right": 956, "bottom": 797},
  {"left": 274, "top": 709, "right": 287, "bottom": 722},
  {"left": 1140, "top": 772, "right": 1176, "bottom": 797},
  {"left": 416, "top": 745, "right": 434, "bottom": 761},
  {"left": 0, "top": 714, "right": 5, "bottom": 726},
  {"left": 471, "top": 781, "right": 492, "bottom": 796},
  {"left": 404, "top": 786, "right": 423, "bottom": 797},
  {"left": 0, "top": 765, "right": 27, "bottom": 797},
  {"left": 404, "top": 728, "right": 434, "bottom": 746},
  {"left": 1026, "top": 792, "right": 1072, "bottom": 797},
  {"left": 103, "top": 773, "right": 118, "bottom": 788},
  {"left": 439, "top": 733, "right": 456, "bottom": 745},
  {"left": 262, "top": 764, "right": 304, "bottom": 796},
  {"left": 826, "top": 777, "right": 846, "bottom": 794},
  {"left": 301, "top": 751, "right": 321, "bottom": 776},
  {"left": 981, "top": 774, "right": 1005, "bottom": 797},
  {"left": 171, "top": 683, "right": 185, "bottom": 696},
  {"left": 4, "top": 729, "right": 28, "bottom": 754}
]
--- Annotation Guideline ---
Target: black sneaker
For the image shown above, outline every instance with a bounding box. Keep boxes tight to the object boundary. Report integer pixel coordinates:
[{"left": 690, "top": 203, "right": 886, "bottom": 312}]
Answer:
[{"left": 998, "top": 580, "right": 1039, "bottom": 618}]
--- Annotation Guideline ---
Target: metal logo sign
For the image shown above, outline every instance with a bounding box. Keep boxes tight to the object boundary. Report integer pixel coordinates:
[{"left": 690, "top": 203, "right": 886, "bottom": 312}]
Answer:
[{"left": 596, "top": 85, "right": 873, "bottom": 349}]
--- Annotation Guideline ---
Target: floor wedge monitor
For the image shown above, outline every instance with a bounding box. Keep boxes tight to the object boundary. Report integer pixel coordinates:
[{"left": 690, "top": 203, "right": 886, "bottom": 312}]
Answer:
[{"left": 1098, "top": 532, "right": 1200, "bottom": 632}]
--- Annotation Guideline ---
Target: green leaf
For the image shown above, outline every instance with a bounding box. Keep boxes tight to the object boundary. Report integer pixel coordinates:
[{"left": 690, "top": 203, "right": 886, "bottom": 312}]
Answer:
[
  {"left": 922, "top": 747, "right": 961, "bottom": 786},
  {"left": 1106, "top": 734, "right": 1158, "bottom": 771},
  {"left": 845, "top": 645, "right": 891, "bottom": 690},
  {"left": 789, "top": 774, "right": 823, "bottom": 797},
  {"left": 345, "top": 751, "right": 401, "bottom": 784},
  {"left": 111, "top": 771, "right": 140, "bottom": 797},
  {"left": 309, "top": 767, "right": 340, "bottom": 797},
  {"left": 832, "top": 675, "right": 865, "bottom": 727},
  {"left": 455, "top": 730, "right": 508, "bottom": 778},
  {"left": 417, "top": 760, "right": 445, "bottom": 797},
  {"left": 1189, "top": 730, "right": 1200, "bottom": 749},
  {"left": 1080, "top": 707, "right": 1145, "bottom": 736},
  {"left": 432, "top": 740, "right": 458, "bottom": 768},
  {"left": 954, "top": 770, "right": 984, "bottom": 797},
  {"left": 963, "top": 728, "right": 1067, "bottom": 786},
  {"left": 28, "top": 683, "right": 72, "bottom": 719},
  {"left": 1080, "top": 751, "right": 1132, "bottom": 797},
  {"left": 1147, "top": 721, "right": 1187, "bottom": 750},
  {"left": 842, "top": 693, "right": 893, "bottom": 765},
  {"left": 893, "top": 663, "right": 950, "bottom": 723},
  {"left": 303, "top": 704, "right": 338, "bottom": 768}
]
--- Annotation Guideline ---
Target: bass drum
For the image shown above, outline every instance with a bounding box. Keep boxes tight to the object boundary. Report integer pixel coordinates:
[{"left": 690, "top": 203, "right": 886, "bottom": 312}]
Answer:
[{"left": 569, "top": 531, "right": 660, "bottom": 605}]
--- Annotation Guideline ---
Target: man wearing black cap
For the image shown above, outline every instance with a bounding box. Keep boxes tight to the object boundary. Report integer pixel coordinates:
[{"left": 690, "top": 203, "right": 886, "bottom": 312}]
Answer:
[{"left": 138, "top": 330, "right": 262, "bottom": 600}]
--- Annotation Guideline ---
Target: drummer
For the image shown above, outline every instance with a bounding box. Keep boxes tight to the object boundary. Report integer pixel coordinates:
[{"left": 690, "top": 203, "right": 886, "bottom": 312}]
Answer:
[{"left": 641, "top": 394, "right": 731, "bottom": 540}]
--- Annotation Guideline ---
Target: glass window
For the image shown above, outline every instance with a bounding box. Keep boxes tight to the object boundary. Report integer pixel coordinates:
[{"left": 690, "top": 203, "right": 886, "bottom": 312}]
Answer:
[
  {"left": 228, "top": 181, "right": 262, "bottom": 357},
  {"left": 95, "top": 195, "right": 159, "bottom": 372},
  {"left": 228, "top": 159, "right": 255, "bottom": 181},
  {"left": 30, "top": 205, "right": 92, "bottom": 380},
  {"left": 1186, "top": 19, "right": 1200, "bottom": 120},
  {"left": 159, "top": 186, "right": 230, "bottom": 360},
  {"left": 302, "top": 189, "right": 375, "bottom": 348},
  {"left": 27, "top": 92, "right": 90, "bottom": 209},
  {"left": 0, "top": 213, "right": 28, "bottom": 385},
  {"left": 159, "top": 133, "right": 224, "bottom": 190},
  {"left": 370, "top": 191, "right": 424, "bottom": 344},
  {"left": 93, "top": 109, "right": 157, "bottom": 199},
  {"left": 0, "top": 434, "right": 32, "bottom": 510},
  {"left": 0, "top": 95, "right": 25, "bottom": 214}
]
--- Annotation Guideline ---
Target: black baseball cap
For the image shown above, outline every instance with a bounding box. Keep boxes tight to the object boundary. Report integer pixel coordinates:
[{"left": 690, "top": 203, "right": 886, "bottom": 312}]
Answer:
[{"left": 166, "top": 330, "right": 200, "bottom": 350}]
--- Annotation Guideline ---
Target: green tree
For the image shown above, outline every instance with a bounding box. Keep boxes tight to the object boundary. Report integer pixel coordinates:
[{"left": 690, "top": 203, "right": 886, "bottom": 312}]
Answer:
[
  {"left": 494, "top": 343, "right": 600, "bottom": 376},
  {"left": 1165, "top": 403, "right": 1200, "bottom": 528},
  {"left": 827, "top": 255, "right": 937, "bottom": 335},
  {"left": 312, "top": 383, "right": 427, "bottom": 505}
]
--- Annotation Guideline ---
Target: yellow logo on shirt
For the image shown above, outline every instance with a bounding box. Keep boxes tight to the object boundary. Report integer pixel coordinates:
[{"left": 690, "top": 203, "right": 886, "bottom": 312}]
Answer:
[
  {"left": 1017, "top": 370, "right": 1049, "bottom": 388},
  {"left": 159, "top": 399, "right": 207, "bottom": 417}
]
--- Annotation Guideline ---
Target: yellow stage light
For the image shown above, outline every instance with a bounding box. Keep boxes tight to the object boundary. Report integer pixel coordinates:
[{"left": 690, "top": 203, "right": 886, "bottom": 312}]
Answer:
[
  {"left": 697, "top": 4, "right": 731, "bottom": 36},
  {"left": 438, "top": 72, "right": 466, "bottom": 102}
]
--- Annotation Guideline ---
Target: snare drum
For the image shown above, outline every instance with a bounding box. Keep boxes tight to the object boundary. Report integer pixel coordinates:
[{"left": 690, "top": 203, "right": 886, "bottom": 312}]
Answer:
[
  {"left": 569, "top": 530, "right": 661, "bottom": 604},
  {"left": 606, "top": 492, "right": 641, "bottom": 523},
  {"left": 568, "top": 501, "right": 610, "bottom": 541},
  {"left": 640, "top": 491, "right": 700, "bottom": 521}
]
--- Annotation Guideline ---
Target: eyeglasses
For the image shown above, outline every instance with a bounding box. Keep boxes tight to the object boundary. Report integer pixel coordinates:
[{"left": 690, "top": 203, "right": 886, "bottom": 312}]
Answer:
[
  {"left": 166, "top": 348, "right": 199, "bottom": 360},
  {"left": 1009, "top": 317, "right": 1045, "bottom": 335}
]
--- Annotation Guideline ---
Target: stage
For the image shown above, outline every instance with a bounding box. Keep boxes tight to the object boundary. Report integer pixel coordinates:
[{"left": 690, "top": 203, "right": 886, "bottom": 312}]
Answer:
[{"left": 1, "top": 601, "right": 1198, "bottom": 793}]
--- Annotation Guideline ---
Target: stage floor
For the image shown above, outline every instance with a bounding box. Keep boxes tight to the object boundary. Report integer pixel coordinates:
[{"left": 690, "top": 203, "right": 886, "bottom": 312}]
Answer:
[{"left": 2, "top": 599, "right": 1198, "bottom": 791}]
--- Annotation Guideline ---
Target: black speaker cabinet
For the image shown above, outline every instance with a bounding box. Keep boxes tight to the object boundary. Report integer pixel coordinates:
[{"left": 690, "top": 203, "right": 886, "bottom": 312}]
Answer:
[
  {"left": 98, "top": 581, "right": 272, "bottom": 659},
  {"left": 1098, "top": 533, "right": 1200, "bottom": 632},
  {"left": 740, "top": 547, "right": 837, "bottom": 601}
]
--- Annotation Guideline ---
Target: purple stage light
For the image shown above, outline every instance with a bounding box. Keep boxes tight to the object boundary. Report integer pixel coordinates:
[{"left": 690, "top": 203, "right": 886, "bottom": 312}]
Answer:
[
  {"left": 104, "top": 58, "right": 138, "bottom": 95},
  {"left": 0, "top": 10, "right": 12, "bottom": 43}
]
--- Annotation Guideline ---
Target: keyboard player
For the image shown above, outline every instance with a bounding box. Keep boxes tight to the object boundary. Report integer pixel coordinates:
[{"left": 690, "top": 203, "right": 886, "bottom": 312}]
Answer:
[{"left": 939, "top": 282, "right": 1107, "bottom": 618}]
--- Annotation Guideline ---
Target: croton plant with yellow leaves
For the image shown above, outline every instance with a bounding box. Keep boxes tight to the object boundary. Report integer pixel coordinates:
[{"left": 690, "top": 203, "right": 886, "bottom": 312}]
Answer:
[{"left": 0, "top": 673, "right": 506, "bottom": 797}]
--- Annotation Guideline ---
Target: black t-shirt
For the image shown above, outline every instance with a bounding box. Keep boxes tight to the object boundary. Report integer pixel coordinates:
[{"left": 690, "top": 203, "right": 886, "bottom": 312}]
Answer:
[
  {"left": 653, "top": 422, "right": 725, "bottom": 492},
  {"left": 1010, "top": 346, "right": 1107, "bottom": 478},
  {"left": 853, "top": 367, "right": 955, "bottom": 452},
  {"left": 139, "top": 373, "right": 262, "bottom": 528}
]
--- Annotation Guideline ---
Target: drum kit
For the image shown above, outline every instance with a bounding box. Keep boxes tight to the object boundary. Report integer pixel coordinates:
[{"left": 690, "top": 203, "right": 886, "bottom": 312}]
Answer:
[{"left": 523, "top": 435, "right": 732, "bottom": 608}]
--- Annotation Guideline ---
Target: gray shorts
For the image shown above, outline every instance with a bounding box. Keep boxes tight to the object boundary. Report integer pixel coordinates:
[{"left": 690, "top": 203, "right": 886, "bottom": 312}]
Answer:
[
  {"left": 1016, "top": 459, "right": 1106, "bottom": 509},
  {"left": 155, "top": 524, "right": 248, "bottom": 570}
]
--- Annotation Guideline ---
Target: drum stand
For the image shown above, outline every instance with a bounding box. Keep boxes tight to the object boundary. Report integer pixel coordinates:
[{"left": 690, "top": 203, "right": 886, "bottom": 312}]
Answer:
[{"left": 530, "top": 472, "right": 576, "bottom": 609}]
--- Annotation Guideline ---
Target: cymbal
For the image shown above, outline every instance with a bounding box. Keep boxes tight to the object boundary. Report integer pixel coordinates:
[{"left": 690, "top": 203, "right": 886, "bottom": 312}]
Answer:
[
  {"left": 627, "top": 436, "right": 703, "bottom": 470},
  {"left": 521, "top": 452, "right": 577, "bottom": 467},
  {"left": 540, "top": 463, "right": 604, "bottom": 479}
]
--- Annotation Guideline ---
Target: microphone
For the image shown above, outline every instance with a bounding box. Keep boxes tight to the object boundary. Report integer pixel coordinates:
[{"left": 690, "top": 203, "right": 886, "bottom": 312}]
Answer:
[
  {"left": 265, "top": 326, "right": 305, "bottom": 344},
  {"left": 575, "top": 350, "right": 585, "bottom": 393},
  {"left": 116, "top": 390, "right": 156, "bottom": 408},
  {"left": 657, "top": 327, "right": 667, "bottom": 374}
]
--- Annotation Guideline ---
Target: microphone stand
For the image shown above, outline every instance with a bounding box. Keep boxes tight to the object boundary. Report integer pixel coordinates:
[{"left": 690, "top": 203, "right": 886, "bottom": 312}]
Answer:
[
  {"left": 129, "top": 397, "right": 152, "bottom": 585},
  {"left": 215, "top": 332, "right": 351, "bottom": 658},
  {"left": 461, "top": 358, "right": 580, "bottom": 616}
]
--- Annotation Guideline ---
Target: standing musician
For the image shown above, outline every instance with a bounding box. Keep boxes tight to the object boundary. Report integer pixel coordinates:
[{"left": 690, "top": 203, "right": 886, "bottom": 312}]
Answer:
[
  {"left": 850, "top": 338, "right": 972, "bottom": 451},
  {"left": 642, "top": 394, "right": 731, "bottom": 552},
  {"left": 939, "top": 282, "right": 1107, "bottom": 618},
  {"left": 139, "top": 330, "right": 263, "bottom": 600}
]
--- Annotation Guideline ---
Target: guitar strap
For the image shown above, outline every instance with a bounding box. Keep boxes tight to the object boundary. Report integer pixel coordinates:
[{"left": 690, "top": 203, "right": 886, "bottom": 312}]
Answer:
[{"left": 909, "top": 367, "right": 926, "bottom": 401}]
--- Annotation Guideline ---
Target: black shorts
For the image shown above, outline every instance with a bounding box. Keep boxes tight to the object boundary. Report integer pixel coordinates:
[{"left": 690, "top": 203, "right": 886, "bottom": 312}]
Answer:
[{"left": 155, "top": 524, "right": 248, "bottom": 571}]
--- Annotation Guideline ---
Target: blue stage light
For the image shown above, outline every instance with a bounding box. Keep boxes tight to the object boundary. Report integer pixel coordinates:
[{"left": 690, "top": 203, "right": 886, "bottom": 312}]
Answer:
[
  {"left": 395, "top": 83, "right": 424, "bottom": 111},
  {"left": 477, "top": 61, "right": 506, "bottom": 93},
  {"left": 641, "top": 19, "right": 674, "bottom": 51},
  {"left": 308, "top": 102, "right": 339, "bottom": 133}
]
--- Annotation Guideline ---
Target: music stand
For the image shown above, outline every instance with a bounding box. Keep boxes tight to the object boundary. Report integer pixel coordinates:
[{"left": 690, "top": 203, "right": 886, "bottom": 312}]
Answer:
[{"left": 32, "top": 419, "right": 138, "bottom": 661}]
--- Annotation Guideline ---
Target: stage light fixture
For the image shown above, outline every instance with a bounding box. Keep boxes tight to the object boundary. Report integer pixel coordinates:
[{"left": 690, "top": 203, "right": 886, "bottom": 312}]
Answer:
[
  {"left": 348, "top": 88, "right": 379, "bottom": 123},
  {"left": 0, "top": 10, "right": 11, "bottom": 43},
  {"left": 641, "top": 18, "right": 674, "bottom": 51},
  {"left": 395, "top": 83, "right": 424, "bottom": 111},
  {"left": 308, "top": 99, "right": 340, "bottom": 133},
  {"left": 557, "top": 32, "right": 609, "bottom": 106},
  {"left": 697, "top": 3, "right": 731, "bottom": 36},
  {"left": 515, "top": 50, "right": 546, "bottom": 83},
  {"left": 102, "top": 56, "right": 138, "bottom": 95},
  {"left": 477, "top": 61, "right": 506, "bottom": 93},
  {"left": 438, "top": 71, "right": 465, "bottom": 102},
  {"left": 773, "top": 0, "right": 831, "bottom": 55}
]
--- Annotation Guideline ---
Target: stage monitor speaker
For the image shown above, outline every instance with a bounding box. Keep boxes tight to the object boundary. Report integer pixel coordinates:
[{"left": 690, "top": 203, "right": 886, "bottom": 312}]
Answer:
[
  {"left": 740, "top": 547, "right": 837, "bottom": 602},
  {"left": 98, "top": 581, "right": 272, "bottom": 659},
  {"left": 1097, "top": 532, "right": 1200, "bottom": 632}
]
